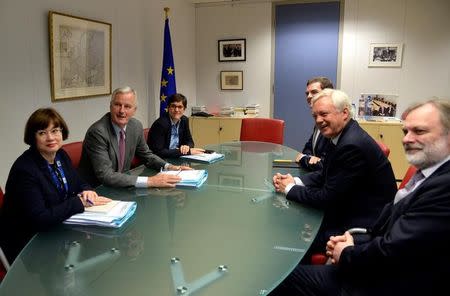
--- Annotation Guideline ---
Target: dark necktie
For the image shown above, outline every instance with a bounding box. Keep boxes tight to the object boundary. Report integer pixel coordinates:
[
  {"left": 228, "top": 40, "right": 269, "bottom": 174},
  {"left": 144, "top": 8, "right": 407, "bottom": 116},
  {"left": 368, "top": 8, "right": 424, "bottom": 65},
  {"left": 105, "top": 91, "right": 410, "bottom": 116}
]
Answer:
[
  {"left": 394, "top": 170, "right": 424, "bottom": 204},
  {"left": 119, "top": 129, "right": 125, "bottom": 172}
]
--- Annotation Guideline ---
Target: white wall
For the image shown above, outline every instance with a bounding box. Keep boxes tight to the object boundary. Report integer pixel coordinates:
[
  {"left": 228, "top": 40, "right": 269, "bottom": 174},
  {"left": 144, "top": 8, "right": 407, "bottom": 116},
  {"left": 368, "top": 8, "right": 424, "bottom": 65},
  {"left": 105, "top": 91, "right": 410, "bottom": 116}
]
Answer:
[
  {"left": 340, "top": 0, "right": 450, "bottom": 111},
  {"left": 0, "top": 0, "right": 197, "bottom": 187},
  {"left": 195, "top": 2, "right": 272, "bottom": 116},
  {"left": 195, "top": 0, "right": 450, "bottom": 118},
  {"left": 1, "top": 0, "right": 449, "bottom": 187}
]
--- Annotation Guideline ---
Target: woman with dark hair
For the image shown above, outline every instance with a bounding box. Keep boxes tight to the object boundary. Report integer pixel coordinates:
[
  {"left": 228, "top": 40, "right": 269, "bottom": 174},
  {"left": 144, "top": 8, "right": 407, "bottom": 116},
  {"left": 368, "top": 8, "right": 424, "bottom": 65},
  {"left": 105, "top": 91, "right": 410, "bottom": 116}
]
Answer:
[
  {"left": 148, "top": 93, "right": 205, "bottom": 158},
  {"left": 0, "top": 108, "right": 110, "bottom": 264}
]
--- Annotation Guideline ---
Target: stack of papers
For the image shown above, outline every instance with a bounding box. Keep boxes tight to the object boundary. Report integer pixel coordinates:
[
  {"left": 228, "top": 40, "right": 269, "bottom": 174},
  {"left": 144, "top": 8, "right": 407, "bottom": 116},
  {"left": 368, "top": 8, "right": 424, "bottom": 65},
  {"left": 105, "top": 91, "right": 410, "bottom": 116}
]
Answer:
[
  {"left": 64, "top": 200, "right": 137, "bottom": 228},
  {"left": 181, "top": 152, "right": 225, "bottom": 163},
  {"left": 161, "top": 170, "right": 208, "bottom": 188}
]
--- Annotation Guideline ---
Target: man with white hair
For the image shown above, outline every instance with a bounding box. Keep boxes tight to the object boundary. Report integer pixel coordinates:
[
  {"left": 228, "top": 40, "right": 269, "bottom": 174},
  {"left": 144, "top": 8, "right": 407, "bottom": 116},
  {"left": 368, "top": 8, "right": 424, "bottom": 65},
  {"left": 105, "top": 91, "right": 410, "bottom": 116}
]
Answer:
[
  {"left": 271, "top": 98, "right": 450, "bottom": 296},
  {"left": 273, "top": 89, "right": 397, "bottom": 263}
]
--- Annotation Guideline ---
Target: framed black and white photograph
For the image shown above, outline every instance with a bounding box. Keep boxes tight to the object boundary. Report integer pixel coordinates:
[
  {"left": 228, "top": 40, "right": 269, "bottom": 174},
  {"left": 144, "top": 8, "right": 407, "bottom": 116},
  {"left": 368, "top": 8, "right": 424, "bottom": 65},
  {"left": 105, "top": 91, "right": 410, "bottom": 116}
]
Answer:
[
  {"left": 49, "top": 11, "right": 112, "bottom": 101},
  {"left": 218, "top": 39, "right": 246, "bottom": 62},
  {"left": 220, "top": 71, "right": 243, "bottom": 90},
  {"left": 368, "top": 43, "right": 403, "bottom": 67}
]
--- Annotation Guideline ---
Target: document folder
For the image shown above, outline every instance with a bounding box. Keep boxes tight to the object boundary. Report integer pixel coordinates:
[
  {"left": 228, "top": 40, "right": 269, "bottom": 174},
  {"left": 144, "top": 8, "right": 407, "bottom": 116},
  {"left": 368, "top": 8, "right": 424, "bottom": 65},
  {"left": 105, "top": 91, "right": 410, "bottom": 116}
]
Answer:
[
  {"left": 64, "top": 201, "right": 137, "bottom": 228},
  {"left": 180, "top": 152, "right": 225, "bottom": 163},
  {"left": 160, "top": 169, "right": 208, "bottom": 188}
]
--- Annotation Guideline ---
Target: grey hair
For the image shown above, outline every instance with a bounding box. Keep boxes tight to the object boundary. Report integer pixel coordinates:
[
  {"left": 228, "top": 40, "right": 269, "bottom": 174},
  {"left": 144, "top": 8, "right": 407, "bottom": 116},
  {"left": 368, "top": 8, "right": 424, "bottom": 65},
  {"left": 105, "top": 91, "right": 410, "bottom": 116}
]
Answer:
[
  {"left": 311, "top": 88, "right": 354, "bottom": 118},
  {"left": 404, "top": 98, "right": 450, "bottom": 134},
  {"left": 110, "top": 86, "right": 137, "bottom": 106}
]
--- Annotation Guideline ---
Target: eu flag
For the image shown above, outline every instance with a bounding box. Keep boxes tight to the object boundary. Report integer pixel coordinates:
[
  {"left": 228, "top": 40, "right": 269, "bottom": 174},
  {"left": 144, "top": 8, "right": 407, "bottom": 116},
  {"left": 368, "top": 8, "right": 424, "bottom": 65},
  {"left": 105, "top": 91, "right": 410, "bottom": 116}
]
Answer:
[{"left": 159, "top": 9, "right": 176, "bottom": 116}]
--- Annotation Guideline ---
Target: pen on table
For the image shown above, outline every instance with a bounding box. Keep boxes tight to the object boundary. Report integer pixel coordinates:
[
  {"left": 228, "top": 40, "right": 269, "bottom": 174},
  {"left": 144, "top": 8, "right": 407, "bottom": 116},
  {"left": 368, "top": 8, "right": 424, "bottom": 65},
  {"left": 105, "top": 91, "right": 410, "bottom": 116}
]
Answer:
[
  {"left": 176, "top": 169, "right": 182, "bottom": 176},
  {"left": 77, "top": 193, "right": 94, "bottom": 206}
]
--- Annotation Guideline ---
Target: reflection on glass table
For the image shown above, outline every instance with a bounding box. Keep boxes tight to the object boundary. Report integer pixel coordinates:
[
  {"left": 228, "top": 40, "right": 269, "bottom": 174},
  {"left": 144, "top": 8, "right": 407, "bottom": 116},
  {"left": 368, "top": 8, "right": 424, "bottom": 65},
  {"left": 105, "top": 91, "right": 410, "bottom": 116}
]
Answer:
[{"left": 0, "top": 142, "right": 323, "bottom": 296}]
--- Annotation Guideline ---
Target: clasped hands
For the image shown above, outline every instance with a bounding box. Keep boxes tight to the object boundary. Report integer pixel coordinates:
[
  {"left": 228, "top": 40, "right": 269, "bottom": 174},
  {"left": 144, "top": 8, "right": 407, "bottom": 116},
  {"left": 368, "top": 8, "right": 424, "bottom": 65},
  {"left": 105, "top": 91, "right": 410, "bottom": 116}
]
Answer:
[
  {"left": 325, "top": 231, "right": 354, "bottom": 264},
  {"left": 272, "top": 172, "right": 295, "bottom": 193}
]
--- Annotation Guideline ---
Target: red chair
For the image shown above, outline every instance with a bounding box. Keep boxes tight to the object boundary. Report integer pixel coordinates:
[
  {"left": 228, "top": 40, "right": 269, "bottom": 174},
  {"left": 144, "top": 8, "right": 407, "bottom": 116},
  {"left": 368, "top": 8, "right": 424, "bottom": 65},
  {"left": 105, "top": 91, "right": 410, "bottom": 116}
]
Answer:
[
  {"left": 62, "top": 141, "right": 83, "bottom": 169},
  {"left": 240, "top": 118, "right": 285, "bottom": 145},
  {"left": 0, "top": 187, "right": 11, "bottom": 281},
  {"left": 376, "top": 141, "right": 390, "bottom": 157},
  {"left": 131, "top": 128, "right": 150, "bottom": 168},
  {"left": 398, "top": 165, "right": 417, "bottom": 189}
]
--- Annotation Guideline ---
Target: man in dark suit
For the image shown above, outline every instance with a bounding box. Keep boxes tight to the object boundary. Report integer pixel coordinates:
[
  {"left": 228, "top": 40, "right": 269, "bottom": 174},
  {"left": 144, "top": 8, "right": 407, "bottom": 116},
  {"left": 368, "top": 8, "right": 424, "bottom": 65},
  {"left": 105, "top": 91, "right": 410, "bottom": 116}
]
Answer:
[
  {"left": 296, "top": 77, "right": 334, "bottom": 171},
  {"left": 273, "top": 88, "right": 397, "bottom": 263},
  {"left": 78, "top": 86, "right": 190, "bottom": 188},
  {"left": 270, "top": 98, "right": 450, "bottom": 296},
  {"left": 148, "top": 93, "right": 204, "bottom": 158}
]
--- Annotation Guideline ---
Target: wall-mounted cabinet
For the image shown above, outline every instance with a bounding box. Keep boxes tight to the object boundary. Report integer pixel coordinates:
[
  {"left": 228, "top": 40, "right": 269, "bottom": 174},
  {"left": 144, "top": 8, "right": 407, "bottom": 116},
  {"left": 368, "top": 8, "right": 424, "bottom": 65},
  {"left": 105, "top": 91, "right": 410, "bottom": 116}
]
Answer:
[
  {"left": 189, "top": 117, "right": 242, "bottom": 147},
  {"left": 358, "top": 121, "right": 409, "bottom": 181}
]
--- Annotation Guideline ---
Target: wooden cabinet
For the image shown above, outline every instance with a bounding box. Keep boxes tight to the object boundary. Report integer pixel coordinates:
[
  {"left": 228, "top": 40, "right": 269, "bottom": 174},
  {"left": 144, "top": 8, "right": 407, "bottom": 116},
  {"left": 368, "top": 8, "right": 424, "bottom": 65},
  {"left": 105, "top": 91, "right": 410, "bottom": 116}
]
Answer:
[
  {"left": 358, "top": 121, "right": 409, "bottom": 180},
  {"left": 189, "top": 117, "right": 242, "bottom": 147}
]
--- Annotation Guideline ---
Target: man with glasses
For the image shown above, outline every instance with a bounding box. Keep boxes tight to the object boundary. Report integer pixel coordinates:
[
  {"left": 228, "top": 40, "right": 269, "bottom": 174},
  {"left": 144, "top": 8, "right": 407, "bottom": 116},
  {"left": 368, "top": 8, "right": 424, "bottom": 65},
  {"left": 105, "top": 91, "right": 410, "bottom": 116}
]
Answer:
[
  {"left": 79, "top": 86, "right": 190, "bottom": 188},
  {"left": 147, "top": 93, "right": 204, "bottom": 158},
  {"left": 271, "top": 98, "right": 450, "bottom": 296}
]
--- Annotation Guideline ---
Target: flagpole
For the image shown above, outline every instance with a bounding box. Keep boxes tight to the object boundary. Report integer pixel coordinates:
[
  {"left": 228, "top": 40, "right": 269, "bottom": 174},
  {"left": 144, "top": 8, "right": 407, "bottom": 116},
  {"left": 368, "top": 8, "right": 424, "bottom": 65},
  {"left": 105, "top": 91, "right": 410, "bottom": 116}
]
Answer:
[
  {"left": 159, "top": 7, "right": 176, "bottom": 116},
  {"left": 164, "top": 7, "right": 169, "bottom": 19}
]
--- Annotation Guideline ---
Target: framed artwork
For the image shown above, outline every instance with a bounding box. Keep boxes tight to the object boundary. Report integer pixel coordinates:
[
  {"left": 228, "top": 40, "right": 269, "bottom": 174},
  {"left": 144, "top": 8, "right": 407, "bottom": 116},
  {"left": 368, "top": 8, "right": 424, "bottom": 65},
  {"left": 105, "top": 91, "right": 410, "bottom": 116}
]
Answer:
[
  {"left": 368, "top": 43, "right": 403, "bottom": 67},
  {"left": 218, "top": 39, "right": 246, "bottom": 62},
  {"left": 358, "top": 93, "right": 398, "bottom": 119},
  {"left": 48, "top": 11, "right": 112, "bottom": 101},
  {"left": 220, "top": 71, "right": 243, "bottom": 90}
]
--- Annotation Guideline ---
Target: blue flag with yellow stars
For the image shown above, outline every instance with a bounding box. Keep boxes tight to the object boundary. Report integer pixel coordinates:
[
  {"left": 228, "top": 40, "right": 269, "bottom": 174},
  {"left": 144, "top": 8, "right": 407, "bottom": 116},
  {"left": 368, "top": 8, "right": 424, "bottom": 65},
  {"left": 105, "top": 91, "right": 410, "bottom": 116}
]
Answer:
[{"left": 159, "top": 12, "right": 176, "bottom": 116}]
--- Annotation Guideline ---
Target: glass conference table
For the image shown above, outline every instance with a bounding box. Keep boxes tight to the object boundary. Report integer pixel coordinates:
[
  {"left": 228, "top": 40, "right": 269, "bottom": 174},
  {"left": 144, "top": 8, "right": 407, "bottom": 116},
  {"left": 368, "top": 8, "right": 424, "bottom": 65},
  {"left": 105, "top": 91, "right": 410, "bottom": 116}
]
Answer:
[{"left": 0, "top": 142, "right": 322, "bottom": 296}]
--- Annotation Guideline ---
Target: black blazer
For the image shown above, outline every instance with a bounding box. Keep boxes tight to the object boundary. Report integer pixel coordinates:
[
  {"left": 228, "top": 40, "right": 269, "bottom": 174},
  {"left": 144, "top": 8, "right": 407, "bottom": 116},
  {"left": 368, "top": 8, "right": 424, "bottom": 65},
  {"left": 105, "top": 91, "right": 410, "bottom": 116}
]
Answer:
[
  {"left": 288, "top": 120, "right": 397, "bottom": 249},
  {"left": 299, "top": 128, "right": 332, "bottom": 171},
  {"left": 0, "top": 147, "right": 88, "bottom": 263},
  {"left": 147, "top": 114, "right": 195, "bottom": 158},
  {"left": 339, "top": 160, "right": 450, "bottom": 295}
]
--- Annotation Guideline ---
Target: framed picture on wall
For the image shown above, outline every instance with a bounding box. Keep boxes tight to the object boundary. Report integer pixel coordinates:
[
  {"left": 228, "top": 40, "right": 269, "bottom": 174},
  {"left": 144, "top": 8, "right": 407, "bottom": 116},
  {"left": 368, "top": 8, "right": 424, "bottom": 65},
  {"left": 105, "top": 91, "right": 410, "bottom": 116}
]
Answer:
[
  {"left": 218, "top": 39, "right": 246, "bottom": 62},
  {"left": 48, "top": 11, "right": 112, "bottom": 101},
  {"left": 220, "top": 71, "right": 243, "bottom": 90},
  {"left": 368, "top": 43, "right": 403, "bottom": 67}
]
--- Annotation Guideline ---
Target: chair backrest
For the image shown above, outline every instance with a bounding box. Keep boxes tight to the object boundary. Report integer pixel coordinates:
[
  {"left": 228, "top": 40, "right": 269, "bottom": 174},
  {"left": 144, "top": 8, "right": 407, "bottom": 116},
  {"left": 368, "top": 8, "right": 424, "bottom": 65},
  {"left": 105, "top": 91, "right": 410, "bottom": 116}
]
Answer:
[
  {"left": 0, "top": 186, "right": 11, "bottom": 277},
  {"left": 62, "top": 141, "right": 83, "bottom": 169},
  {"left": 240, "top": 118, "right": 285, "bottom": 145},
  {"left": 131, "top": 128, "right": 151, "bottom": 169},
  {"left": 376, "top": 141, "right": 390, "bottom": 157},
  {"left": 398, "top": 165, "right": 418, "bottom": 189}
]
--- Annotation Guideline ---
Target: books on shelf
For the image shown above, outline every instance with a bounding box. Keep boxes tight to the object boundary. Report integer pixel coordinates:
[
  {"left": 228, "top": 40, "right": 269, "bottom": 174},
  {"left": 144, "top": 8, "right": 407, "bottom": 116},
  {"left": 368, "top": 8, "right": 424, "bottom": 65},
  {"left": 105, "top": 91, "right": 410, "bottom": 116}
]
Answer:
[
  {"left": 64, "top": 200, "right": 137, "bottom": 228},
  {"left": 180, "top": 152, "right": 225, "bottom": 163},
  {"left": 160, "top": 169, "right": 208, "bottom": 188}
]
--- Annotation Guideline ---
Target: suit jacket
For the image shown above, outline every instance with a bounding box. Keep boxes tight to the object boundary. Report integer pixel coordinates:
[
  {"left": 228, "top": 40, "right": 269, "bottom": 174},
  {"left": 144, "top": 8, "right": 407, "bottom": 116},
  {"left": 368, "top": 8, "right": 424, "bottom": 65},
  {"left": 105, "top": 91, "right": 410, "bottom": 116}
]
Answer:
[
  {"left": 78, "top": 113, "right": 167, "bottom": 188},
  {"left": 299, "top": 127, "right": 332, "bottom": 171},
  {"left": 147, "top": 114, "right": 195, "bottom": 158},
  {"left": 339, "top": 160, "right": 450, "bottom": 296},
  {"left": 0, "top": 147, "right": 87, "bottom": 263},
  {"left": 288, "top": 119, "right": 397, "bottom": 249}
]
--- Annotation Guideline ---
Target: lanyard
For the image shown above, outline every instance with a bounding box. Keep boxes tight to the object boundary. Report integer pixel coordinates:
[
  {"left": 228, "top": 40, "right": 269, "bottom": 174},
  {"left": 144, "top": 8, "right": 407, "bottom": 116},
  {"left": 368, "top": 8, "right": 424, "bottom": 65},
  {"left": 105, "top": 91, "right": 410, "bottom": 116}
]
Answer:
[{"left": 48, "top": 155, "right": 69, "bottom": 197}]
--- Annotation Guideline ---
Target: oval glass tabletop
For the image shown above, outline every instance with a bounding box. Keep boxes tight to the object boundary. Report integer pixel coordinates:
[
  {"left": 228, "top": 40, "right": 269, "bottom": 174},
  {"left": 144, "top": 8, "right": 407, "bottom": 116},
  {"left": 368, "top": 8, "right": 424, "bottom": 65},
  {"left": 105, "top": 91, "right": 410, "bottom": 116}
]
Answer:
[{"left": 0, "top": 142, "right": 322, "bottom": 296}]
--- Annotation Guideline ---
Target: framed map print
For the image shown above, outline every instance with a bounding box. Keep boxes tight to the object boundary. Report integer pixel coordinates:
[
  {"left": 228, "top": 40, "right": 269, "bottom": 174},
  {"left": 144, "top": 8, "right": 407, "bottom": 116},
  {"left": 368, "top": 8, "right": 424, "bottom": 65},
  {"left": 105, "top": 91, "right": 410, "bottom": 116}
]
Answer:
[{"left": 48, "top": 11, "right": 112, "bottom": 101}]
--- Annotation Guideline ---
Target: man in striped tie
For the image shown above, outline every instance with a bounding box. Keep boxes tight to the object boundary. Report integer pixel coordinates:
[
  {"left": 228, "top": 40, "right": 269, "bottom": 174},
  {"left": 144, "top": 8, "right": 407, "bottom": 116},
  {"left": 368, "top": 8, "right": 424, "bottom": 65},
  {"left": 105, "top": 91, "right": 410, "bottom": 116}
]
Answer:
[{"left": 270, "top": 98, "right": 450, "bottom": 296}]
